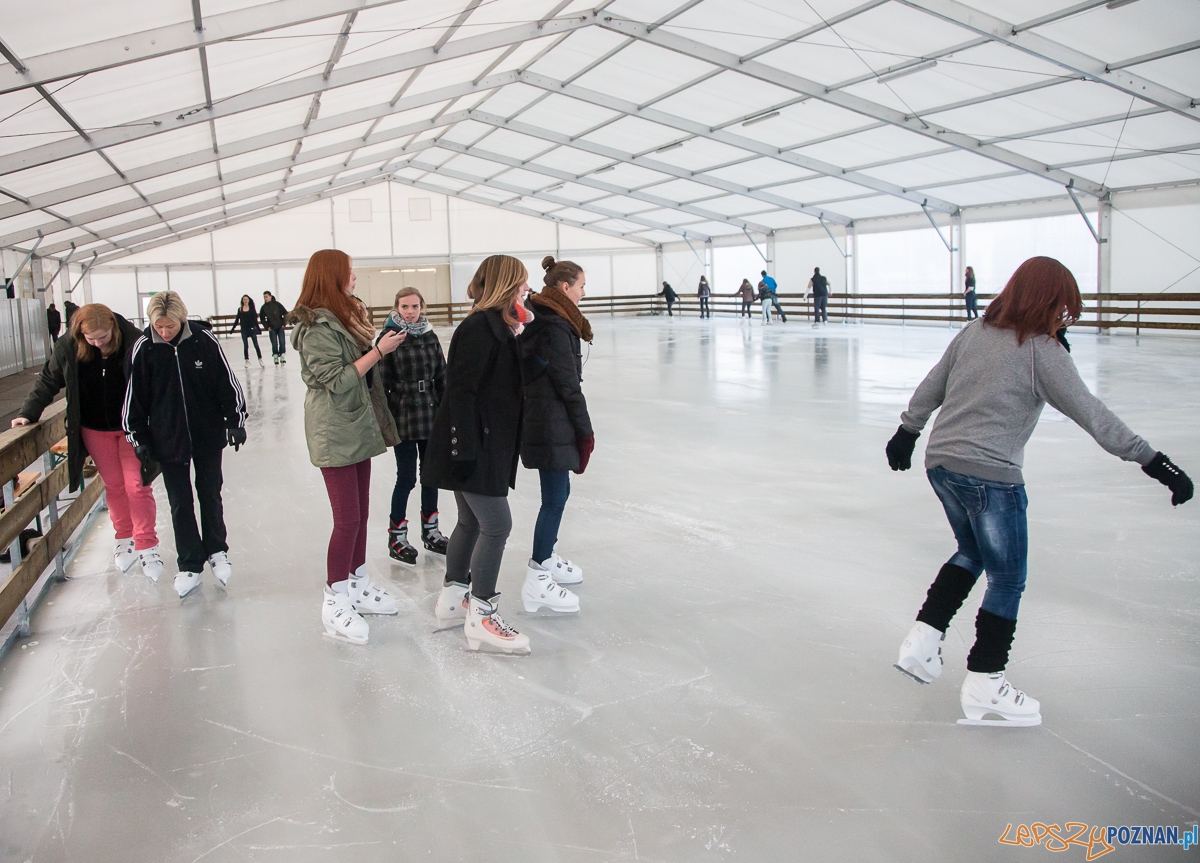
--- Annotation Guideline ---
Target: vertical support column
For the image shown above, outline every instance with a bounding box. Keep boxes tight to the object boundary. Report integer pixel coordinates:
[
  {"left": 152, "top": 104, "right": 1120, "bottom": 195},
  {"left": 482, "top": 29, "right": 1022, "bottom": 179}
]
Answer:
[
  {"left": 445, "top": 197, "right": 455, "bottom": 305},
  {"left": 1097, "top": 196, "right": 1112, "bottom": 334},
  {"left": 848, "top": 224, "right": 859, "bottom": 324},
  {"left": 387, "top": 181, "right": 395, "bottom": 258},
  {"left": 954, "top": 211, "right": 966, "bottom": 325},
  {"left": 655, "top": 245, "right": 664, "bottom": 315},
  {"left": 950, "top": 211, "right": 963, "bottom": 326},
  {"left": 766, "top": 232, "right": 776, "bottom": 278},
  {"left": 704, "top": 239, "right": 714, "bottom": 290},
  {"left": 555, "top": 222, "right": 561, "bottom": 261},
  {"left": 209, "top": 235, "right": 219, "bottom": 324},
  {"left": 330, "top": 198, "right": 337, "bottom": 248}
]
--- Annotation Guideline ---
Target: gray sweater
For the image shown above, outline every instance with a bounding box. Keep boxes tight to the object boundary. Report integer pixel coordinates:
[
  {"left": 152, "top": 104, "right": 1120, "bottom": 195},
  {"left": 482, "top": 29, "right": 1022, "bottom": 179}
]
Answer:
[{"left": 901, "top": 321, "right": 1155, "bottom": 484}]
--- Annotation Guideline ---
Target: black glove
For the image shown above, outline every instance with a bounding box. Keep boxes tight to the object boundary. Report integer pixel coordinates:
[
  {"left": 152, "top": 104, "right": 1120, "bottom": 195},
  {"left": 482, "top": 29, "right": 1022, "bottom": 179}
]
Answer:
[
  {"left": 227, "top": 427, "right": 247, "bottom": 452},
  {"left": 1142, "top": 452, "right": 1194, "bottom": 506},
  {"left": 133, "top": 445, "right": 161, "bottom": 487},
  {"left": 1056, "top": 327, "right": 1071, "bottom": 352},
  {"left": 886, "top": 425, "right": 920, "bottom": 471},
  {"left": 449, "top": 460, "right": 476, "bottom": 482}
]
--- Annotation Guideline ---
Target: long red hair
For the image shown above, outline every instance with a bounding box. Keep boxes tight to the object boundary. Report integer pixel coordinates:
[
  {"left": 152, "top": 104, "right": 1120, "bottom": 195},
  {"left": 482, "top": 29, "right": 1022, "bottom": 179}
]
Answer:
[
  {"left": 983, "top": 256, "right": 1082, "bottom": 346},
  {"left": 296, "top": 249, "right": 373, "bottom": 347}
]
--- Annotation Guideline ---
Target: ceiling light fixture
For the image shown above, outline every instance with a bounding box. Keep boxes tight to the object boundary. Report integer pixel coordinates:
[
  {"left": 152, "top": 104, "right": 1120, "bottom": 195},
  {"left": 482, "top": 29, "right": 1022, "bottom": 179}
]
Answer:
[
  {"left": 656, "top": 142, "right": 684, "bottom": 153},
  {"left": 595, "top": 165, "right": 617, "bottom": 173},
  {"left": 400, "top": 268, "right": 417, "bottom": 273},
  {"left": 380, "top": 269, "right": 400, "bottom": 273},
  {"left": 876, "top": 59, "right": 937, "bottom": 84},
  {"left": 545, "top": 183, "right": 565, "bottom": 192},
  {"left": 417, "top": 267, "right": 437, "bottom": 272},
  {"left": 742, "top": 111, "right": 780, "bottom": 127}
]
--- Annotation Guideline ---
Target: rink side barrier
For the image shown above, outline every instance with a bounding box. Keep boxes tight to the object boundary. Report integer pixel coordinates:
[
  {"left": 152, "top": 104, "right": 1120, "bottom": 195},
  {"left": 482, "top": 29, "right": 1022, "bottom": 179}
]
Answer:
[
  {"left": 209, "top": 292, "right": 1200, "bottom": 334},
  {"left": 0, "top": 398, "right": 106, "bottom": 656}
]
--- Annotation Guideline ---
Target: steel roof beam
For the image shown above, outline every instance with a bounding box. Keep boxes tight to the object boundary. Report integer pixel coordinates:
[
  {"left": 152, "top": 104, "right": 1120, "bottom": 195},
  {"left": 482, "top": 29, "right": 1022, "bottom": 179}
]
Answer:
[
  {"left": 896, "top": 0, "right": 1200, "bottom": 123},
  {"left": 594, "top": 13, "right": 1106, "bottom": 197},
  {"left": 0, "top": 13, "right": 592, "bottom": 177}
]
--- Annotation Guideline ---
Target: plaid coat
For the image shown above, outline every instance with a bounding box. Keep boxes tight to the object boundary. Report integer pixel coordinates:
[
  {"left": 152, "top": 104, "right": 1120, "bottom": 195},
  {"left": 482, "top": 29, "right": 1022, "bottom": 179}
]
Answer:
[{"left": 379, "top": 328, "right": 446, "bottom": 442}]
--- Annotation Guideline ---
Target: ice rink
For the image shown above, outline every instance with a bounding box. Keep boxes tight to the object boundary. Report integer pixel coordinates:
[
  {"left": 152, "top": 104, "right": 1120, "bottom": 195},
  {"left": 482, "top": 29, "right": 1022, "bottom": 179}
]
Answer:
[{"left": 1, "top": 317, "right": 1197, "bottom": 862}]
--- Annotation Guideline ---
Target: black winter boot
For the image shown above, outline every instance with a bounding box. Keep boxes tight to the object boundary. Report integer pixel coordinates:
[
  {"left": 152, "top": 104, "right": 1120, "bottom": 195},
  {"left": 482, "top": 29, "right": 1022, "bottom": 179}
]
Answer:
[
  {"left": 388, "top": 518, "right": 418, "bottom": 565},
  {"left": 915, "top": 563, "right": 978, "bottom": 632},
  {"left": 965, "top": 609, "right": 1018, "bottom": 673},
  {"left": 421, "top": 512, "right": 449, "bottom": 555}
]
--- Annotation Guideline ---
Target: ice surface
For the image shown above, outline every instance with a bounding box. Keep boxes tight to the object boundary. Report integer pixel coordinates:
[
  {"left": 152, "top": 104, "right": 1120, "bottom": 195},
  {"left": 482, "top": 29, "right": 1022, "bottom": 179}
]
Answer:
[{"left": 0, "top": 318, "right": 1197, "bottom": 862}]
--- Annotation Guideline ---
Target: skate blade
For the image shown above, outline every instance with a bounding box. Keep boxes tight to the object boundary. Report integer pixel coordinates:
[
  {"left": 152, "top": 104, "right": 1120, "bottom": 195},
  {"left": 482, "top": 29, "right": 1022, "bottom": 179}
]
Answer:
[
  {"left": 465, "top": 639, "right": 531, "bottom": 655},
  {"left": 893, "top": 663, "right": 933, "bottom": 685},
  {"left": 176, "top": 582, "right": 201, "bottom": 599},
  {"left": 389, "top": 557, "right": 417, "bottom": 568},
  {"left": 116, "top": 556, "right": 138, "bottom": 573},
  {"left": 957, "top": 716, "right": 1041, "bottom": 728},
  {"left": 523, "top": 601, "right": 581, "bottom": 614},
  {"left": 354, "top": 605, "right": 398, "bottom": 616},
  {"left": 322, "top": 628, "right": 368, "bottom": 646}
]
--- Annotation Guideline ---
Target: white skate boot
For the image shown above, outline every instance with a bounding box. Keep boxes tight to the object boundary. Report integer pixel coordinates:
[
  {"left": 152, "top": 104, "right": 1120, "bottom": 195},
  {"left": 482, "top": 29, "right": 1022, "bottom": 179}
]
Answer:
[
  {"left": 542, "top": 545, "right": 582, "bottom": 584},
  {"left": 347, "top": 565, "right": 397, "bottom": 615},
  {"left": 114, "top": 538, "right": 138, "bottom": 572},
  {"left": 958, "top": 671, "right": 1041, "bottom": 727},
  {"left": 138, "top": 546, "right": 165, "bottom": 583},
  {"left": 523, "top": 561, "right": 580, "bottom": 613},
  {"left": 895, "top": 622, "right": 944, "bottom": 684},
  {"left": 207, "top": 551, "right": 232, "bottom": 586},
  {"left": 434, "top": 581, "right": 469, "bottom": 630},
  {"left": 322, "top": 584, "right": 369, "bottom": 644},
  {"left": 174, "top": 570, "right": 201, "bottom": 598},
  {"left": 464, "top": 594, "right": 530, "bottom": 654}
]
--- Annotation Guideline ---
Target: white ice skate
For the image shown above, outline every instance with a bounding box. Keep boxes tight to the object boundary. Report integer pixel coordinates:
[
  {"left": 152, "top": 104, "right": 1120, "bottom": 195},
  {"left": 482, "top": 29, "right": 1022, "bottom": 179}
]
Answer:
[
  {"left": 894, "top": 622, "right": 944, "bottom": 684},
  {"left": 113, "top": 539, "right": 138, "bottom": 573},
  {"left": 434, "top": 581, "right": 469, "bottom": 630},
  {"left": 543, "top": 545, "right": 582, "bottom": 584},
  {"left": 207, "top": 551, "right": 232, "bottom": 586},
  {"left": 174, "top": 570, "right": 201, "bottom": 598},
  {"left": 465, "top": 594, "right": 530, "bottom": 655},
  {"left": 347, "top": 565, "right": 397, "bottom": 615},
  {"left": 138, "top": 546, "right": 164, "bottom": 583},
  {"left": 523, "top": 561, "right": 580, "bottom": 614},
  {"left": 322, "top": 585, "right": 369, "bottom": 644},
  {"left": 958, "top": 671, "right": 1041, "bottom": 727}
]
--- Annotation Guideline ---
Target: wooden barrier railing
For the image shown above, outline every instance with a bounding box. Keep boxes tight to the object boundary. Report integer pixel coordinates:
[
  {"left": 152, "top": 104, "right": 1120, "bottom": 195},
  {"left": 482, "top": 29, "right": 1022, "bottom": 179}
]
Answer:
[{"left": 0, "top": 399, "right": 106, "bottom": 648}]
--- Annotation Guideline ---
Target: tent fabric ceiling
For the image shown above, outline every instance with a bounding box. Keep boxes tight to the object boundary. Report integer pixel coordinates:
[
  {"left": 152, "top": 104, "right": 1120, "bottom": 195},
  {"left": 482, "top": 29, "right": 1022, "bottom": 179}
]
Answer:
[{"left": 0, "top": 0, "right": 1197, "bottom": 262}]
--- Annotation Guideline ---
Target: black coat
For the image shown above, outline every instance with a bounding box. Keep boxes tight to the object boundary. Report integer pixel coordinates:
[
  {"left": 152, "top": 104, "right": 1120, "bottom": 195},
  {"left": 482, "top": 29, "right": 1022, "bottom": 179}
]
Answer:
[
  {"left": 47, "top": 307, "right": 61, "bottom": 334},
  {"left": 260, "top": 300, "right": 288, "bottom": 330},
  {"left": 123, "top": 320, "right": 247, "bottom": 464},
  {"left": 230, "top": 309, "right": 261, "bottom": 336},
  {"left": 379, "top": 328, "right": 446, "bottom": 442},
  {"left": 422, "top": 309, "right": 523, "bottom": 497},
  {"left": 519, "top": 303, "right": 592, "bottom": 471},
  {"left": 19, "top": 315, "right": 144, "bottom": 492}
]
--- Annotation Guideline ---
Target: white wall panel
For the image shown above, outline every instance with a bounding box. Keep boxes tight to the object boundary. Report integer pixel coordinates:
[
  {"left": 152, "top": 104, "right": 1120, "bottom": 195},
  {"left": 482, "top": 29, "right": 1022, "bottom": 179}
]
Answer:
[
  {"left": 88, "top": 271, "right": 138, "bottom": 319},
  {"left": 391, "top": 185, "right": 449, "bottom": 256},
  {"left": 169, "top": 269, "right": 216, "bottom": 320},
  {"left": 1111, "top": 202, "right": 1200, "bottom": 294},
  {"left": 965, "top": 214, "right": 1096, "bottom": 295},
  {"left": 774, "top": 237, "right": 846, "bottom": 296},
  {"left": 211, "top": 201, "right": 333, "bottom": 262},
  {"left": 448, "top": 198, "right": 556, "bottom": 254},
  {"left": 612, "top": 251, "right": 656, "bottom": 296},
  {"left": 334, "top": 184, "right": 392, "bottom": 260},
  {"left": 216, "top": 269, "right": 275, "bottom": 317},
  {"left": 566, "top": 255, "right": 612, "bottom": 298},
  {"left": 858, "top": 228, "right": 952, "bottom": 294},
  {"left": 662, "top": 247, "right": 704, "bottom": 296},
  {"left": 115, "top": 233, "right": 214, "bottom": 266},
  {"left": 277, "top": 266, "right": 306, "bottom": 308}
]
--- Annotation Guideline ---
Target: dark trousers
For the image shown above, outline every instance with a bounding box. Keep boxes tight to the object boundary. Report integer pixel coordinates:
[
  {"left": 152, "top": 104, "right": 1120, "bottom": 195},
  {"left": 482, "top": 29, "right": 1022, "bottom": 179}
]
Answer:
[
  {"left": 813, "top": 293, "right": 828, "bottom": 322},
  {"left": 391, "top": 440, "right": 438, "bottom": 523},
  {"left": 161, "top": 449, "right": 227, "bottom": 573},
  {"left": 965, "top": 292, "right": 978, "bottom": 319},
  {"left": 532, "top": 469, "right": 570, "bottom": 564},
  {"left": 320, "top": 459, "right": 371, "bottom": 586},
  {"left": 445, "top": 491, "right": 511, "bottom": 599},
  {"left": 665, "top": 298, "right": 675, "bottom": 316},
  {"left": 48, "top": 327, "right": 60, "bottom": 342},
  {"left": 699, "top": 297, "right": 710, "bottom": 318},
  {"left": 740, "top": 300, "right": 752, "bottom": 318},
  {"left": 268, "top": 327, "right": 286, "bottom": 356},
  {"left": 770, "top": 295, "right": 787, "bottom": 321},
  {"left": 241, "top": 332, "right": 262, "bottom": 359}
]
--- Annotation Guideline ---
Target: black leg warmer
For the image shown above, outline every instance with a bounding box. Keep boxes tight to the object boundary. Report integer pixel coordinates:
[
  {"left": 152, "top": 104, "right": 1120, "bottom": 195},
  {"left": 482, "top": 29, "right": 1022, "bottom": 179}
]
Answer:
[
  {"left": 915, "top": 563, "right": 978, "bottom": 632},
  {"left": 965, "top": 609, "right": 1018, "bottom": 673}
]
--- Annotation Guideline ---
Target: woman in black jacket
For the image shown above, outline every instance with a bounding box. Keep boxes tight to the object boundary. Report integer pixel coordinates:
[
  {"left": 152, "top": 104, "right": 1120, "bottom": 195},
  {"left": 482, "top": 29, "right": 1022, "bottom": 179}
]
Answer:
[
  {"left": 422, "top": 255, "right": 532, "bottom": 654},
  {"left": 379, "top": 286, "right": 448, "bottom": 565},
  {"left": 229, "top": 295, "right": 264, "bottom": 366},
  {"left": 519, "top": 257, "right": 594, "bottom": 615},
  {"left": 13, "top": 304, "right": 164, "bottom": 581},
  {"left": 259, "top": 291, "right": 289, "bottom": 364},
  {"left": 124, "top": 291, "right": 247, "bottom": 598}
]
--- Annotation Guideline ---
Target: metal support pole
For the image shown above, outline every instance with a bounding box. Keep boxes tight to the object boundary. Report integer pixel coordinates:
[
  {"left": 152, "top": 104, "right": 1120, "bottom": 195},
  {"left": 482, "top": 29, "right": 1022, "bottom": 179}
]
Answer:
[
  {"left": 10, "top": 232, "right": 44, "bottom": 284},
  {"left": 819, "top": 217, "right": 849, "bottom": 258},
  {"left": 655, "top": 245, "right": 664, "bottom": 315},
  {"left": 43, "top": 244, "right": 76, "bottom": 293},
  {"left": 921, "top": 201, "right": 955, "bottom": 253},
  {"left": 1097, "top": 196, "right": 1112, "bottom": 333},
  {"left": 67, "top": 251, "right": 98, "bottom": 295},
  {"left": 43, "top": 451, "right": 66, "bottom": 582},
  {"left": 1068, "top": 182, "right": 1106, "bottom": 245},
  {"left": 3, "top": 479, "right": 29, "bottom": 636}
]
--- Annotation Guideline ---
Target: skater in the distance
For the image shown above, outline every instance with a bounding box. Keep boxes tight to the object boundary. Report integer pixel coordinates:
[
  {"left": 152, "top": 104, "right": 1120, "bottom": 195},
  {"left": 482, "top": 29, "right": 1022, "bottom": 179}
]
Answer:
[
  {"left": 697, "top": 275, "right": 711, "bottom": 319},
  {"left": 229, "top": 294, "right": 264, "bottom": 366},
  {"left": 887, "top": 257, "right": 1192, "bottom": 727},
  {"left": 46, "top": 303, "right": 61, "bottom": 342},
  {"left": 378, "top": 287, "right": 449, "bottom": 566},
  {"left": 964, "top": 266, "right": 978, "bottom": 320},
  {"left": 123, "top": 291, "right": 247, "bottom": 597},
  {"left": 734, "top": 279, "right": 755, "bottom": 319},
  {"left": 290, "top": 250, "right": 403, "bottom": 645},
  {"left": 424, "top": 254, "right": 532, "bottom": 654},
  {"left": 260, "top": 291, "right": 289, "bottom": 364},
  {"left": 658, "top": 281, "right": 679, "bottom": 317},
  {"left": 805, "top": 267, "right": 829, "bottom": 326},
  {"left": 758, "top": 270, "right": 787, "bottom": 322},
  {"left": 757, "top": 279, "right": 773, "bottom": 324},
  {"left": 519, "top": 256, "right": 593, "bottom": 616}
]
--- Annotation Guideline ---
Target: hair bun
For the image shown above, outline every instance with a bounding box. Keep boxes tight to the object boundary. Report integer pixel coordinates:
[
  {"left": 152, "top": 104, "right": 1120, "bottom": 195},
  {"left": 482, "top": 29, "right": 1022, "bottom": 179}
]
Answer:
[{"left": 541, "top": 255, "right": 556, "bottom": 271}]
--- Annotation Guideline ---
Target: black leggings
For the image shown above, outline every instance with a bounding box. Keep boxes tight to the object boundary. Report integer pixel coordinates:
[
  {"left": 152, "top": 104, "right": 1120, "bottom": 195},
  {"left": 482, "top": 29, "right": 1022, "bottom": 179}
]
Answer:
[{"left": 241, "top": 332, "right": 262, "bottom": 359}]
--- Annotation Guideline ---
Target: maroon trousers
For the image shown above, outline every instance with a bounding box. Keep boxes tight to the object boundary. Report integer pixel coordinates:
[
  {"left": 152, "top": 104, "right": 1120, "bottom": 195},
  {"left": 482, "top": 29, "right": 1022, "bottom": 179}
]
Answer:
[{"left": 320, "top": 459, "right": 371, "bottom": 586}]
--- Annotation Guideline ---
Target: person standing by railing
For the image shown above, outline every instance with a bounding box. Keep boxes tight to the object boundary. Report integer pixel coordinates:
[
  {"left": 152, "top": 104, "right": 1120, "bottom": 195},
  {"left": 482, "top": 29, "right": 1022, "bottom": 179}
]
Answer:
[
  {"left": 886, "top": 256, "right": 1193, "bottom": 727},
  {"left": 424, "top": 255, "right": 533, "bottom": 654},
  {"left": 658, "top": 281, "right": 679, "bottom": 317},
  {"left": 124, "top": 291, "right": 247, "bottom": 598},
  {"left": 378, "top": 287, "right": 448, "bottom": 566},
  {"left": 805, "top": 267, "right": 829, "bottom": 327},
  {"left": 229, "top": 295, "right": 264, "bottom": 367},
  {"left": 964, "top": 266, "right": 978, "bottom": 320},
  {"left": 290, "top": 250, "right": 404, "bottom": 645},
  {"left": 260, "top": 291, "right": 289, "bottom": 365},
  {"left": 14, "top": 303, "right": 164, "bottom": 581},
  {"left": 758, "top": 270, "right": 787, "bottom": 322},
  {"left": 697, "top": 275, "right": 712, "bottom": 319},
  {"left": 734, "top": 279, "right": 755, "bottom": 319},
  {"left": 46, "top": 303, "right": 61, "bottom": 342}
]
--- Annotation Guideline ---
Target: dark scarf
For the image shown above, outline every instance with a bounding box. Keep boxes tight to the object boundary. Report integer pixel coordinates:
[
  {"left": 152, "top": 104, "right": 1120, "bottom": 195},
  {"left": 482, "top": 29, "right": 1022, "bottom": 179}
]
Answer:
[{"left": 531, "top": 288, "right": 592, "bottom": 342}]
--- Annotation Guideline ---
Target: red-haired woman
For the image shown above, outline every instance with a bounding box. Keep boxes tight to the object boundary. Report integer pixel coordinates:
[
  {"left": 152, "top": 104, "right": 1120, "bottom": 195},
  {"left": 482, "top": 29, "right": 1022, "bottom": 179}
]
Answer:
[
  {"left": 290, "top": 250, "right": 405, "bottom": 644},
  {"left": 15, "top": 304, "right": 164, "bottom": 581},
  {"left": 887, "top": 256, "right": 1192, "bottom": 726}
]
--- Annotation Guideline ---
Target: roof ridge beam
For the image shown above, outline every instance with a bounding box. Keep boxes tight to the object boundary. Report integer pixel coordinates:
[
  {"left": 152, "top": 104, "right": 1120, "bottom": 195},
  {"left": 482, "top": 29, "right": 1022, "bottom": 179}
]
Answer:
[
  {"left": 593, "top": 13, "right": 1105, "bottom": 197},
  {"left": 0, "top": 13, "right": 592, "bottom": 177},
  {"left": 894, "top": 0, "right": 1200, "bottom": 123}
]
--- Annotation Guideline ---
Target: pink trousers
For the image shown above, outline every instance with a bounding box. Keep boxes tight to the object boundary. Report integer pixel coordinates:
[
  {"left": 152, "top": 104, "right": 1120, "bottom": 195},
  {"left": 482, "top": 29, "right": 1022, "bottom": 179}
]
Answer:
[{"left": 80, "top": 428, "right": 158, "bottom": 550}]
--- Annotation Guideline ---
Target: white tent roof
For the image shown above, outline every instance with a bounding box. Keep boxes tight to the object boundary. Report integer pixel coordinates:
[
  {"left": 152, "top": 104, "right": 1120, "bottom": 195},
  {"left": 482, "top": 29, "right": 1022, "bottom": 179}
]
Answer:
[{"left": 2, "top": 0, "right": 1197, "bottom": 263}]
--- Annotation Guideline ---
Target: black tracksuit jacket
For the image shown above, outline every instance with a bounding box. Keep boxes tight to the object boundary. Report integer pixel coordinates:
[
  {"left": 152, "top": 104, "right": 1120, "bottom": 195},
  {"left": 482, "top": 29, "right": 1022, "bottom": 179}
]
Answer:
[{"left": 123, "top": 320, "right": 246, "bottom": 464}]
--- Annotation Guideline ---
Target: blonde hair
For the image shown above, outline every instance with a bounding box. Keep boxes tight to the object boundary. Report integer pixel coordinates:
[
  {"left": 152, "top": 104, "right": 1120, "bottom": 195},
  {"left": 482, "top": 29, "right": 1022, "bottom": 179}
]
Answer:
[
  {"left": 70, "top": 303, "right": 121, "bottom": 362},
  {"left": 146, "top": 291, "right": 188, "bottom": 325},
  {"left": 394, "top": 286, "right": 426, "bottom": 310},
  {"left": 467, "top": 255, "right": 527, "bottom": 329}
]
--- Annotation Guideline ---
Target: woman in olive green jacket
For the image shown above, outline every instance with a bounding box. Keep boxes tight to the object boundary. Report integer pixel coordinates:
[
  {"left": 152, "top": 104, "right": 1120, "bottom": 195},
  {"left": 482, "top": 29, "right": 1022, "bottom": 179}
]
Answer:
[{"left": 290, "top": 249, "right": 404, "bottom": 645}]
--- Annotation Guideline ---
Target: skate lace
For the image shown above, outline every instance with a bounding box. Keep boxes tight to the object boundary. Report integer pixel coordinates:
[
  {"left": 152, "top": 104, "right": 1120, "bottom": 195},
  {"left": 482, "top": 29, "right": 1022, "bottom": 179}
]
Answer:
[{"left": 486, "top": 611, "right": 518, "bottom": 637}]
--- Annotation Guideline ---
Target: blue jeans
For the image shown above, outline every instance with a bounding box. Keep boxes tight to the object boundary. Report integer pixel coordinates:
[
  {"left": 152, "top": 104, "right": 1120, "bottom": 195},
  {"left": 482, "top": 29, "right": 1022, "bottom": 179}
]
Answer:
[
  {"left": 268, "top": 327, "right": 286, "bottom": 356},
  {"left": 965, "top": 292, "right": 978, "bottom": 319},
  {"left": 391, "top": 440, "right": 438, "bottom": 524},
  {"left": 532, "top": 469, "right": 570, "bottom": 564},
  {"left": 813, "top": 293, "right": 828, "bottom": 322},
  {"left": 927, "top": 466, "right": 1028, "bottom": 620}
]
